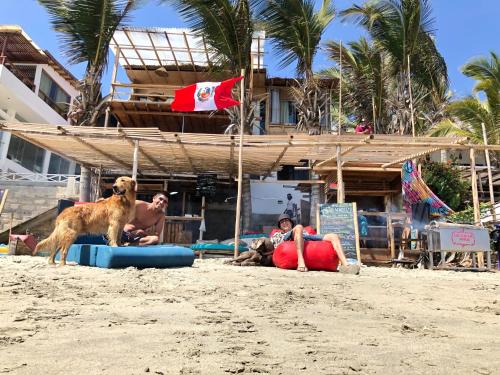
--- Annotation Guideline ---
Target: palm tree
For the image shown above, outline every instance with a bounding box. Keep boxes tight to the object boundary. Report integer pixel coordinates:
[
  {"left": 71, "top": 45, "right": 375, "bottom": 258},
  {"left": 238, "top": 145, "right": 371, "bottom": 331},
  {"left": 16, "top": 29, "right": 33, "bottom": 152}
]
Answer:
[
  {"left": 260, "top": 0, "right": 335, "bottom": 134},
  {"left": 39, "top": 0, "right": 141, "bottom": 201},
  {"left": 429, "top": 52, "right": 499, "bottom": 161},
  {"left": 324, "top": 38, "right": 389, "bottom": 133},
  {"left": 167, "top": 0, "right": 261, "bottom": 134},
  {"left": 341, "top": 0, "right": 448, "bottom": 135}
]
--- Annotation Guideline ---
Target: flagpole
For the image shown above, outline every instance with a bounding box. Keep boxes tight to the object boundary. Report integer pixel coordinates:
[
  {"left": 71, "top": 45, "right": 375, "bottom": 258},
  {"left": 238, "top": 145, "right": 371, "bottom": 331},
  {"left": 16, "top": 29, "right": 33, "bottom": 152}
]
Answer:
[{"left": 234, "top": 69, "right": 245, "bottom": 258}]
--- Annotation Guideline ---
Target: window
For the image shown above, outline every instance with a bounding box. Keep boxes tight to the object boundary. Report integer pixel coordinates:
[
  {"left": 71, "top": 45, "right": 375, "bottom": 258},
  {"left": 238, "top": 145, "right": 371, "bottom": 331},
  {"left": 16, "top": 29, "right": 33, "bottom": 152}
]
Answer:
[
  {"left": 48, "top": 153, "right": 71, "bottom": 174},
  {"left": 280, "top": 100, "right": 297, "bottom": 124},
  {"left": 7, "top": 135, "right": 45, "bottom": 173},
  {"left": 38, "top": 70, "right": 71, "bottom": 119}
]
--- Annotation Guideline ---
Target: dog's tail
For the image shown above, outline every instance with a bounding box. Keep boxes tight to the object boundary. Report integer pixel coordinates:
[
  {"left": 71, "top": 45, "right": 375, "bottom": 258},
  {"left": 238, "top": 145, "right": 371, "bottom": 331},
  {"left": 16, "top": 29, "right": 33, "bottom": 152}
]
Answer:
[{"left": 33, "top": 234, "right": 56, "bottom": 256}]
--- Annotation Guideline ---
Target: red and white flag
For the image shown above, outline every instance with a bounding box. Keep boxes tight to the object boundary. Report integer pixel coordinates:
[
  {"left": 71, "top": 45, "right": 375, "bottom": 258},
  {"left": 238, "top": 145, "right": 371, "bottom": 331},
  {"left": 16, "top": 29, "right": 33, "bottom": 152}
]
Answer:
[{"left": 171, "top": 76, "right": 243, "bottom": 112}]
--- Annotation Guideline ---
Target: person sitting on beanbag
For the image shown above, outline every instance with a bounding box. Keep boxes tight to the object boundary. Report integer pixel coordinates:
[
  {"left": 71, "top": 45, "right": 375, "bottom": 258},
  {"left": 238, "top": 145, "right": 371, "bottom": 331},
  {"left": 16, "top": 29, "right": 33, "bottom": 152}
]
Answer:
[{"left": 271, "top": 213, "right": 360, "bottom": 274}]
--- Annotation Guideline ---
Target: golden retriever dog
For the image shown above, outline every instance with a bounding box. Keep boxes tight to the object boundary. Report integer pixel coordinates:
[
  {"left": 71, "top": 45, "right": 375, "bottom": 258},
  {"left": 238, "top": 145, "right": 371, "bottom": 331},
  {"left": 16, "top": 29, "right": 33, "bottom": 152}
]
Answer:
[{"left": 34, "top": 176, "right": 137, "bottom": 266}]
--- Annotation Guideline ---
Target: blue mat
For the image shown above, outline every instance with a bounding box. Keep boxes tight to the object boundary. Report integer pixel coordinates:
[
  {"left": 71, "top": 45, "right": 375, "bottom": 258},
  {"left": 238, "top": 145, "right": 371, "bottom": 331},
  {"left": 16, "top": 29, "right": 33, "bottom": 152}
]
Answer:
[
  {"left": 191, "top": 243, "right": 248, "bottom": 252},
  {"left": 56, "top": 244, "right": 194, "bottom": 268}
]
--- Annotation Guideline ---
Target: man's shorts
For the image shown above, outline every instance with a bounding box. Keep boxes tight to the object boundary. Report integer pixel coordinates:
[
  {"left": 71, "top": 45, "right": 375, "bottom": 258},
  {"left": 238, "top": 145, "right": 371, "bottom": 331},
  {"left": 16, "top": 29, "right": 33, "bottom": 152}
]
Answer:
[{"left": 121, "top": 231, "right": 142, "bottom": 244}]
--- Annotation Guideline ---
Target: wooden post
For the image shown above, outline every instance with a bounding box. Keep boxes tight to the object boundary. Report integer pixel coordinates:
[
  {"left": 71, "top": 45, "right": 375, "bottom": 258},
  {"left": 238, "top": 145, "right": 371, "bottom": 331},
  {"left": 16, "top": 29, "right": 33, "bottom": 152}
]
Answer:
[
  {"left": 338, "top": 40, "right": 342, "bottom": 136},
  {"left": 371, "top": 96, "right": 376, "bottom": 134},
  {"left": 104, "top": 46, "right": 120, "bottom": 128},
  {"left": 386, "top": 195, "right": 395, "bottom": 261},
  {"left": 481, "top": 122, "right": 496, "bottom": 221},
  {"left": 132, "top": 140, "right": 139, "bottom": 180},
  {"left": 336, "top": 145, "right": 344, "bottom": 203},
  {"left": 234, "top": 69, "right": 245, "bottom": 258},
  {"left": 181, "top": 191, "right": 186, "bottom": 216},
  {"left": 470, "top": 147, "right": 484, "bottom": 267},
  {"left": 407, "top": 55, "right": 415, "bottom": 137},
  {"left": 199, "top": 195, "right": 206, "bottom": 241},
  {"left": 352, "top": 202, "right": 361, "bottom": 265}
]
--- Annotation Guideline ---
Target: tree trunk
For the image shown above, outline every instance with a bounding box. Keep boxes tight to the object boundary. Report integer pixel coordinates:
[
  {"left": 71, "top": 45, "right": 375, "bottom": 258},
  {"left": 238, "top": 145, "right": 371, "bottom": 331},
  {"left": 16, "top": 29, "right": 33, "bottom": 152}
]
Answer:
[
  {"left": 79, "top": 166, "right": 91, "bottom": 202},
  {"left": 241, "top": 175, "right": 252, "bottom": 232}
]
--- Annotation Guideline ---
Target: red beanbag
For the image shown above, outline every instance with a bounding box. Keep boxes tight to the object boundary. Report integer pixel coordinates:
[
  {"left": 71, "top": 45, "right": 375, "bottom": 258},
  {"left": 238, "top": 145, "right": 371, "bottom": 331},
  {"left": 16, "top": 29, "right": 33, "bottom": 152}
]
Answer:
[{"left": 272, "top": 240, "right": 339, "bottom": 271}]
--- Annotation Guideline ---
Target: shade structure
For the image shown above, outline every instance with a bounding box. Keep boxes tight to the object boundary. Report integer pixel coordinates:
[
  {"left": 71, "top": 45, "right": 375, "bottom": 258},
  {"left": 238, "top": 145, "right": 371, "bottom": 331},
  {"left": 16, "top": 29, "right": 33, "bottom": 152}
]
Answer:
[{"left": 2, "top": 122, "right": 499, "bottom": 178}]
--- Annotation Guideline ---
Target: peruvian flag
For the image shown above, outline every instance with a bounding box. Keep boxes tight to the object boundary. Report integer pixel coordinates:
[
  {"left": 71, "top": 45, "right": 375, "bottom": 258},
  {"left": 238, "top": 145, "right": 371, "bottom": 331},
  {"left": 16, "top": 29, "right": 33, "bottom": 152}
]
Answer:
[{"left": 171, "top": 76, "right": 243, "bottom": 112}]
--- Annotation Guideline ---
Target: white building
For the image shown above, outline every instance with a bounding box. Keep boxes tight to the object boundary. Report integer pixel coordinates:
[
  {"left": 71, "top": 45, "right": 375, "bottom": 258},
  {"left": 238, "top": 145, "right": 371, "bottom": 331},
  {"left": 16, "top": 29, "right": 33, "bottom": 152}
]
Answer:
[{"left": 0, "top": 25, "right": 80, "bottom": 177}]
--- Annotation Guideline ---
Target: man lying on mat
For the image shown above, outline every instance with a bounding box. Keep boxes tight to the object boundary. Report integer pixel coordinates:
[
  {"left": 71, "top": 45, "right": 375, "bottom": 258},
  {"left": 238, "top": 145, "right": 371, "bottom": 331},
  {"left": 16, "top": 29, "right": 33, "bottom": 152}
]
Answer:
[
  {"left": 122, "top": 192, "right": 167, "bottom": 246},
  {"left": 271, "top": 213, "right": 360, "bottom": 274}
]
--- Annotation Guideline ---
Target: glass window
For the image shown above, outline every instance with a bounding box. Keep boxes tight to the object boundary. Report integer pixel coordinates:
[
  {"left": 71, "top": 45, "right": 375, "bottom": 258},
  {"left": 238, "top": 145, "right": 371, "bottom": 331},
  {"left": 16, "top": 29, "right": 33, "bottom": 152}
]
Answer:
[
  {"left": 7, "top": 135, "right": 45, "bottom": 173},
  {"left": 48, "top": 153, "right": 70, "bottom": 174},
  {"left": 38, "top": 70, "right": 71, "bottom": 119},
  {"left": 280, "top": 100, "right": 297, "bottom": 124}
]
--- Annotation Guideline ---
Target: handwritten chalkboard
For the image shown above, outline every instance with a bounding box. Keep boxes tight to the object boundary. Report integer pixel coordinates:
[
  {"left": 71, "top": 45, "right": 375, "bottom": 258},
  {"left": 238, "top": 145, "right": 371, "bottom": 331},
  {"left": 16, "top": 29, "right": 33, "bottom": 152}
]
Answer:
[{"left": 317, "top": 203, "right": 360, "bottom": 263}]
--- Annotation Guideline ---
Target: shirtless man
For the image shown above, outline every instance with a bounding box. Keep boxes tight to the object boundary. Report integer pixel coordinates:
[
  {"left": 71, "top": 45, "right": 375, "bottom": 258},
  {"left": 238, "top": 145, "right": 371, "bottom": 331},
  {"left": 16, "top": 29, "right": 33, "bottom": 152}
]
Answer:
[{"left": 122, "top": 192, "right": 168, "bottom": 246}]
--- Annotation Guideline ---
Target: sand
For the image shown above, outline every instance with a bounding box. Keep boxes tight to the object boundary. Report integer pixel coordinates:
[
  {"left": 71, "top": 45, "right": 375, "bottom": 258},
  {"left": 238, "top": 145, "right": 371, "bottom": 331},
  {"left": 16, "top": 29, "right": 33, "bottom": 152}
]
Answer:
[{"left": 0, "top": 255, "right": 499, "bottom": 375}]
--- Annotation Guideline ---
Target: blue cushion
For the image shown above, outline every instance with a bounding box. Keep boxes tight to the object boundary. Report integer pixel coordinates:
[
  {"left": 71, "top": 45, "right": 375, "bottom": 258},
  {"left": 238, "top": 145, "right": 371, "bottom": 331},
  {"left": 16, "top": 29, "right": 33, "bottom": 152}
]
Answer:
[
  {"left": 95, "top": 245, "right": 195, "bottom": 269},
  {"left": 191, "top": 243, "right": 248, "bottom": 252},
  {"left": 74, "top": 234, "right": 108, "bottom": 245},
  {"left": 55, "top": 244, "right": 97, "bottom": 266}
]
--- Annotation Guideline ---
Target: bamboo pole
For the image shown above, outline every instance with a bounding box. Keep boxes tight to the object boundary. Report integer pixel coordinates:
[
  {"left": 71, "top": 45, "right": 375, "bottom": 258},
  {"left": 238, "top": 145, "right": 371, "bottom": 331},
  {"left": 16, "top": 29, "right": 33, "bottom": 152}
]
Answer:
[
  {"left": 336, "top": 146, "right": 344, "bottom": 203},
  {"left": 338, "top": 41, "right": 342, "bottom": 136},
  {"left": 469, "top": 147, "right": 484, "bottom": 267},
  {"left": 234, "top": 69, "right": 245, "bottom": 258},
  {"left": 407, "top": 55, "right": 415, "bottom": 137},
  {"left": 481, "top": 122, "right": 496, "bottom": 221},
  {"left": 132, "top": 140, "right": 139, "bottom": 180}
]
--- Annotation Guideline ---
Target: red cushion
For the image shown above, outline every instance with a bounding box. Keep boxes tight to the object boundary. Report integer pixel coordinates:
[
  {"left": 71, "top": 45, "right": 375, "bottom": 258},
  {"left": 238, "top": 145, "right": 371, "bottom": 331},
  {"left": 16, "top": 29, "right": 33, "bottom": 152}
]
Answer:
[{"left": 272, "top": 240, "right": 339, "bottom": 271}]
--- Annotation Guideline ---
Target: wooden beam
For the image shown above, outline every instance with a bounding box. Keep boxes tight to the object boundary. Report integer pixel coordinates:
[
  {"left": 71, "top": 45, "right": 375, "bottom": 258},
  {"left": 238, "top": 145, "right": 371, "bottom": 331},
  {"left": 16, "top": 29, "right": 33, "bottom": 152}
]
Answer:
[
  {"left": 124, "top": 29, "right": 154, "bottom": 82},
  {"left": 182, "top": 31, "right": 196, "bottom": 72},
  {"left": 114, "top": 109, "right": 228, "bottom": 119},
  {"left": 315, "top": 166, "right": 402, "bottom": 173},
  {"left": 56, "top": 126, "right": 133, "bottom": 171},
  {"left": 381, "top": 146, "right": 444, "bottom": 168},
  {"left": 163, "top": 31, "right": 184, "bottom": 84},
  {"left": 316, "top": 135, "right": 373, "bottom": 167},
  {"left": 174, "top": 133, "right": 195, "bottom": 172},
  {"left": 262, "top": 135, "right": 294, "bottom": 180}
]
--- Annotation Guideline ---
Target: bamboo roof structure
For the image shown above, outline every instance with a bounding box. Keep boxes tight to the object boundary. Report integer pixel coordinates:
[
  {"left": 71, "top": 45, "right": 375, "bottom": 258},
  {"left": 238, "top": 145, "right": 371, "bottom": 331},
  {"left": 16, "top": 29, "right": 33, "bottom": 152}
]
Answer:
[
  {"left": 111, "top": 27, "right": 265, "bottom": 72},
  {"left": 2, "top": 122, "right": 499, "bottom": 178}
]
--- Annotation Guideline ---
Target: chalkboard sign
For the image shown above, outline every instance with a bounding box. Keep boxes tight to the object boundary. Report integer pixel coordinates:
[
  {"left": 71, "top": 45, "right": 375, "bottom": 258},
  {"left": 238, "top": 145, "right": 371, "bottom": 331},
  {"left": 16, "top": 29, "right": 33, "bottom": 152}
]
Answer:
[{"left": 317, "top": 203, "right": 360, "bottom": 263}]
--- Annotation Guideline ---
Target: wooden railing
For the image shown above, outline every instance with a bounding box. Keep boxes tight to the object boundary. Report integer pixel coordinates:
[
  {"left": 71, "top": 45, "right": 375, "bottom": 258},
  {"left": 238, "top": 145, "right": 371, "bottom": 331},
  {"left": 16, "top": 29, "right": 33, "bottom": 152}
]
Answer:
[
  {"left": 0, "top": 56, "right": 36, "bottom": 91},
  {"left": 0, "top": 171, "right": 79, "bottom": 183}
]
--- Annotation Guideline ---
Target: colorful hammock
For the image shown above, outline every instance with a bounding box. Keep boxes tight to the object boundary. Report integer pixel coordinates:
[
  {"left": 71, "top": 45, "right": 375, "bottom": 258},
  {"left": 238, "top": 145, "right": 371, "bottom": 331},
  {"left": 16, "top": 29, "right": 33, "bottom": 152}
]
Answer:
[{"left": 402, "top": 160, "right": 453, "bottom": 217}]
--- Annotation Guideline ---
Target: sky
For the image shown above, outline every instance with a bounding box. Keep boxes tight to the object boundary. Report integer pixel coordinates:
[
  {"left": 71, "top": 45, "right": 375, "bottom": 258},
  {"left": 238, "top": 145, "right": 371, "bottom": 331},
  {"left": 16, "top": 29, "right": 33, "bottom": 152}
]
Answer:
[{"left": 0, "top": 0, "right": 498, "bottom": 99}]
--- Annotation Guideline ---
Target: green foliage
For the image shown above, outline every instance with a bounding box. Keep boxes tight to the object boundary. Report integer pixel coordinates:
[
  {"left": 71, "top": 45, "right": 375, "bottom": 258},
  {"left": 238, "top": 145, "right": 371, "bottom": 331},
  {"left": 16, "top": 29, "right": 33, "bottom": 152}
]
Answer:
[
  {"left": 333, "top": 0, "right": 449, "bottom": 134},
  {"left": 448, "top": 203, "right": 492, "bottom": 225},
  {"left": 428, "top": 52, "right": 499, "bottom": 149},
  {"left": 421, "top": 160, "right": 471, "bottom": 211}
]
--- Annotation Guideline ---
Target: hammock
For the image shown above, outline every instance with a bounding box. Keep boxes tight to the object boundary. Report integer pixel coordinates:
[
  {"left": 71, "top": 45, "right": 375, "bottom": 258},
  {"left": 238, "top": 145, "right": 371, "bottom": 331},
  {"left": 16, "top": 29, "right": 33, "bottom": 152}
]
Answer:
[{"left": 402, "top": 160, "right": 453, "bottom": 217}]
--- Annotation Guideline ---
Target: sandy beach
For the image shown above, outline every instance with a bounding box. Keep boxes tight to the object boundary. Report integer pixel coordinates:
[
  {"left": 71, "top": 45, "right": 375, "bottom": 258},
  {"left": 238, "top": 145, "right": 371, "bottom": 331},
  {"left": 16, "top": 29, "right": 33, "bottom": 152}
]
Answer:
[{"left": 0, "top": 255, "right": 499, "bottom": 375}]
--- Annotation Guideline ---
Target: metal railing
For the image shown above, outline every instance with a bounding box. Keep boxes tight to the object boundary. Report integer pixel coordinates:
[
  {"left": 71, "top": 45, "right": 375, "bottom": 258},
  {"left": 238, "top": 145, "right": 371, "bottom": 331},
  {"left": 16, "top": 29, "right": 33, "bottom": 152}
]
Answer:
[{"left": 0, "top": 171, "right": 80, "bottom": 183}]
